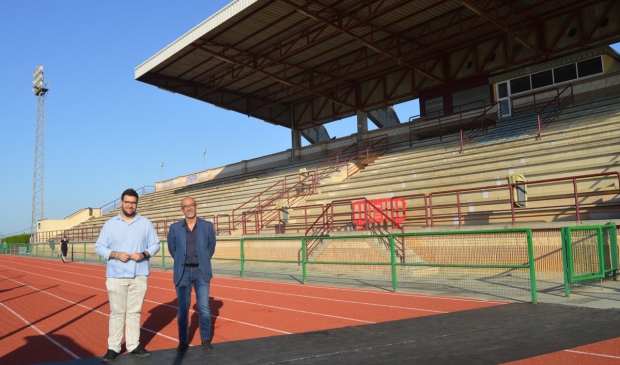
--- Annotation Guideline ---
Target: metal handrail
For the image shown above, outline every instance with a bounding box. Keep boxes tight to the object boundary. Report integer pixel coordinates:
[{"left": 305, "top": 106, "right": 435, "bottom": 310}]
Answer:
[
  {"left": 459, "top": 101, "right": 502, "bottom": 154},
  {"left": 428, "top": 171, "right": 620, "bottom": 227},
  {"left": 100, "top": 185, "right": 156, "bottom": 215},
  {"left": 537, "top": 84, "right": 574, "bottom": 139},
  {"left": 410, "top": 100, "right": 487, "bottom": 147}
]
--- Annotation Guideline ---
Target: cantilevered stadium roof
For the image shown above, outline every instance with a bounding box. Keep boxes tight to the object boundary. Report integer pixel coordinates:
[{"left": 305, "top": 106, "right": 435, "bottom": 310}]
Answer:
[{"left": 135, "top": 0, "right": 620, "bottom": 129}]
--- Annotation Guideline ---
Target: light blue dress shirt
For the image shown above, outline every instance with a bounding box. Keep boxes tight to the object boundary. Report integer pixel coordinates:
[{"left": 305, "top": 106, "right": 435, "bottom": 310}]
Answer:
[{"left": 95, "top": 213, "right": 161, "bottom": 278}]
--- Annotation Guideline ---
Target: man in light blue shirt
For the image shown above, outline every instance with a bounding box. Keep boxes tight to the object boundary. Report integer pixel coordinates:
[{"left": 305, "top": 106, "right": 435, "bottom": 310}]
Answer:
[{"left": 95, "top": 188, "right": 160, "bottom": 363}]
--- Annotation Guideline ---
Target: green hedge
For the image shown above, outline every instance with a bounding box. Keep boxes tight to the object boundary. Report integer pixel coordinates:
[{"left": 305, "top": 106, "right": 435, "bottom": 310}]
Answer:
[{"left": 2, "top": 233, "right": 31, "bottom": 244}]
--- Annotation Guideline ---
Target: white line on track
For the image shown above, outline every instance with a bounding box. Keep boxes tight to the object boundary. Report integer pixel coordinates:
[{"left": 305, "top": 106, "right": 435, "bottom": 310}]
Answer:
[
  {"left": 0, "top": 301, "right": 81, "bottom": 359},
  {"left": 1, "top": 257, "right": 465, "bottom": 312},
  {"left": 563, "top": 350, "right": 620, "bottom": 359},
  {"left": 0, "top": 274, "right": 179, "bottom": 343},
  {"left": 0, "top": 260, "right": 375, "bottom": 324},
  {"left": 0, "top": 263, "right": 291, "bottom": 335},
  {"left": 211, "top": 284, "right": 446, "bottom": 313},
  {"left": 6, "top": 256, "right": 509, "bottom": 304}
]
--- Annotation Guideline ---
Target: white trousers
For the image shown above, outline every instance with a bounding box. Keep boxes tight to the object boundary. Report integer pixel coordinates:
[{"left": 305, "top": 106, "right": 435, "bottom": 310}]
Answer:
[{"left": 106, "top": 276, "right": 148, "bottom": 353}]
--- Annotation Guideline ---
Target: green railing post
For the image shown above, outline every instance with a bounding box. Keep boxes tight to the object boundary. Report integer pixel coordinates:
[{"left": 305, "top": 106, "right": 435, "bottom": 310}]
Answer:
[
  {"left": 526, "top": 229, "right": 537, "bottom": 303},
  {"left": 161, "top": 241, "right": 166, "bottom": 270},
  {"left": 390, "top": 235, "right": 398, "bottom": 292},
  {"left": 560, "top": 227, "right": 571, "bottom": 297},
  {"left": 608, "top": 222, "right": 618, "bottom": 279},
  {"left": 84, "top": 242, "right": 87, "bottom": 263},
  {"left": 240, "top": 238, "right": 245, "bottom": 278},
  {"left": 597, "top": 227, "right": 605, "bottom": 278},
  {"left": 301, "top": 238, "right": 307, "bottom": 284}
]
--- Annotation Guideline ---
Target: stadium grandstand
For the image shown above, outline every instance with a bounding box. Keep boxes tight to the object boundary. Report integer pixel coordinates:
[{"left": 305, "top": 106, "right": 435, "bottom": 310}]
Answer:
[{"left": 24, "top": 0, "right": 620, "bottom": 300}]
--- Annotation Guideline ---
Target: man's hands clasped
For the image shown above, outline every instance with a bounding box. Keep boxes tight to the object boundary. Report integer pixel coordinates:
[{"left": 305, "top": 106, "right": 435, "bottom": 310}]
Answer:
[{"left": 111, "top": 251, "right": 146, "bottom": 262}]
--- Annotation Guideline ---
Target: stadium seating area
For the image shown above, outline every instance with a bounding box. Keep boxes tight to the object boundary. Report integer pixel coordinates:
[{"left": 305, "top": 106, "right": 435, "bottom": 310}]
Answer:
[{"left": 41, "top": 85, "right": 620, "bottom": 244}]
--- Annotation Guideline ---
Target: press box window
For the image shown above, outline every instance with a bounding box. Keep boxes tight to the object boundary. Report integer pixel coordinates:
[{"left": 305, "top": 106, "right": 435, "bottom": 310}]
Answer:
[
  {"left": 553, "top": 64, "right": 577, "bottom": 83},
  {"left": 577, "top": 57, "right": 603, "bottom": 78},
  {"left": 510, "top": 76, "right": 531, "bottom": 94},
  {"left": 531, "top": 70, "right": 553, "bottom": 89}
]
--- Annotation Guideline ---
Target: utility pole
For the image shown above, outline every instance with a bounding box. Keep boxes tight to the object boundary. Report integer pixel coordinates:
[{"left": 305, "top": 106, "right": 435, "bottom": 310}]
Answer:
[{"left": 31, "top": 66, "right": 49, "bottom": 242}]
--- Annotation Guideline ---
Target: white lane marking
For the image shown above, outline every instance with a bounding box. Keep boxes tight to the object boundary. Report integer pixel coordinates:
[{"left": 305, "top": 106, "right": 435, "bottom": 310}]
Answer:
[
  {"left": 147, "top": 284, "right": 374, "bottom": 324},
  {"left": 1, "top": 258, "right": 449, "bottom": 313},
  {"left": 1, "top": 260, "right": 373, "bottom": 324},
  {"left": 213, "top": 275, "right": 509, "bottom": 304},
  {"left": 213, "top": 284, "right": 446, "bottom": 314},
  {"left": 0, "top": 274, "right": 179, "bottom": 343},
  {"left": 564, "top": 350, "right": 620, "bottom": 359},
  {"left": 3, "top": 256, "right": 507, "bottom": 304},
  {"left": 0, "top": 301, "right": 80, "bottom": 359},
  {"left": 0, "top": 264, "right": 290, "bottom": 335}
]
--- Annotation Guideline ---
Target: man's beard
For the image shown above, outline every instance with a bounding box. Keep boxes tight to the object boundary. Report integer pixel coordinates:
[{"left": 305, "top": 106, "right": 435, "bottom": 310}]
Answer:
[
  {"left": 122, "top": 207, "right": 136, "bottom": 217},
  {"left": 184, "top": 211, "right": 196, "bottom": 219}
]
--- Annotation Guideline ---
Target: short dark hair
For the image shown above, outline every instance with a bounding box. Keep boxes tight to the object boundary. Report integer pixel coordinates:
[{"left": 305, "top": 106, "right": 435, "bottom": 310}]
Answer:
[{"left": 121, "top": 188, "right": 139, "bottom": 202}]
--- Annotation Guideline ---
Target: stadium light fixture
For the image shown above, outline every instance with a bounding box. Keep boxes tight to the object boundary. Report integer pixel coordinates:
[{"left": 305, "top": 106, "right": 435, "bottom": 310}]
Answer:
[{"left": 203, "top": 149, "right": 206, "bottom": 170}]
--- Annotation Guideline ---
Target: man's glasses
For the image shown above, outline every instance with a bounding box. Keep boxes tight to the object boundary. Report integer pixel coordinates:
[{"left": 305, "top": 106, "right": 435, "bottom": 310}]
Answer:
[
  {"left": 181, "top": 203, "right": 196, "bottom": 210},
  {"left": 122, "top": 200, "right": 138, "bottom": 206}
]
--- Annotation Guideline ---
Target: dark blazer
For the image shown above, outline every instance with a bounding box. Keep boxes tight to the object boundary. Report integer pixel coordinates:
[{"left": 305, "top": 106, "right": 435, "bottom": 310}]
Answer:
[{"left": 167, "top": 218, "right": 217, "bottom": 285}]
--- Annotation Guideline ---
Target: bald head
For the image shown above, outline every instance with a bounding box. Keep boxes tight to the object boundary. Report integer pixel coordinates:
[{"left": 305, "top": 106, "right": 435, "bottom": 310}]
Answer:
[{"left": 180, "top": 197, "right": 197, "bottom": 219}]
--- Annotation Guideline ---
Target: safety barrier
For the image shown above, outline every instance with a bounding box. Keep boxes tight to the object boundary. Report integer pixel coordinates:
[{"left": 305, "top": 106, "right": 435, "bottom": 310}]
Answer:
[
  {"left": 561, "top": 222, "right": 618, "bottom": 297},
  {"left": 2, "top": 229, "right": 538, "bottom": 303}
]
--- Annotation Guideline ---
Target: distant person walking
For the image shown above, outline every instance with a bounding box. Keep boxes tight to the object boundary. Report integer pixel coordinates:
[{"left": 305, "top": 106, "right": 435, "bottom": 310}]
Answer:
[
  {"left": 167, "top": 197, "right": 216, "bottom": 352},
  {"left": 60, "top": 235, "right": 69, "bottom": 263},
  {"left": 95, "top": 188, "right": 160, "bottom": 363}
]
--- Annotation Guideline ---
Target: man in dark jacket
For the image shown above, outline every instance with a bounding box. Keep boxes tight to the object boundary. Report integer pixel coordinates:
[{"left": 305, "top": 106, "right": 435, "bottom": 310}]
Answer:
[{"left": 167, "top": 197, "right": 216, "bottom": 352}]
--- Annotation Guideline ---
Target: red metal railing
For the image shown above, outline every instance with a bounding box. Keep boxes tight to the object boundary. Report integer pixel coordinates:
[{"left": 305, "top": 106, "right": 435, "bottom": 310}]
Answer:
[
  {"left": 231, "top": 170, "right": 317, "bottom": 230},
  {"left": 315, "top": 135, "right": 389, "bottom": 184},
  {"left": 459, "top": 101, "right": 502, "bottom": 154},
  {"left": 32, "top": 171, "right": 620, "bottom": 242},
  {"left": 428, "top": 172, "right": 620, "bottom": 227},
  {"left": 409, "top": 100, "right": 488, "bottom": 147},
  {"left": 537, "top": 84, "right": 574, "bottom": 139},
  {"left": 100, "top": 185, "right": 156, "bottom": 215},
  {"left": 305, "top": 198, "right": 405, "bottom": 260},
  {"left": 241, "top": 204, "right": 325, "bottom": 235}
]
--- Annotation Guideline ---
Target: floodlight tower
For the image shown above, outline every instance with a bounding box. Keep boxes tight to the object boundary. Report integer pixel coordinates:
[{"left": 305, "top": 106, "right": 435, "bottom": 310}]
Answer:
[{"left": 30, "top": 66, "right": 49, "bottom": 239}]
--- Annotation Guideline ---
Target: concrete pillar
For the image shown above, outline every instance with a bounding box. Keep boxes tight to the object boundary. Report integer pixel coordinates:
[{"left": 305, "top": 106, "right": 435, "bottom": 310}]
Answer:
[
  {"left": 291, "top": 129, "right": 301, "bottom": 163},
  {"left": 357, "top": 110, "right": 368, "bottom": 147}
]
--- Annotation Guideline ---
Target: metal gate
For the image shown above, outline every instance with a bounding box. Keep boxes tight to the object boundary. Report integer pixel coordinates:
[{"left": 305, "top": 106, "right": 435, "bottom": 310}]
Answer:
[{"left": 561, "top": 223, "right": 618, "bottom": 296}]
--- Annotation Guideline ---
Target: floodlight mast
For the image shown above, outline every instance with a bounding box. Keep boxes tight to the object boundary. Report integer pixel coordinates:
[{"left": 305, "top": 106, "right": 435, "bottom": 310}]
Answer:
[{"left": 31, "top": 66, "right": 49, "bottom": 242}]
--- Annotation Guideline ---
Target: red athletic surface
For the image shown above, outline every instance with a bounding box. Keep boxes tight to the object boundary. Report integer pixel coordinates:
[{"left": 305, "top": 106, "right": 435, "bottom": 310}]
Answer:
[{"left": 0, "top": 256, "right": 616, "bottom": 365}]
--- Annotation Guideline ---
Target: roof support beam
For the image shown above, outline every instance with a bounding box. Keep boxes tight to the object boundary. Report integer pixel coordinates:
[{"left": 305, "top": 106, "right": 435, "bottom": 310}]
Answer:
[
  {"left": 192, "top": 44, "right": 364, "bottom": 112},
  {"left": 461, "top": 0, "right": 546, "bottom": 58},
  {"left": 277, "top": 0, "right": 445, "bottom": 84}
]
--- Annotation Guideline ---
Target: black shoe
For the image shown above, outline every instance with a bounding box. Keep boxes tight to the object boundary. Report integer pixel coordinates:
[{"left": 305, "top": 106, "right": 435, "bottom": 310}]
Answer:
[
  {"left": 130, "top": 345, "right": 151, "bottom": 357},
  {"left": 101, "top": 349, "right": 119, "bottom": 363},
  {"left": 177, "top": 342, "right": 189, "bottom": 353},
  {"left": 201, "top": 340, "right": 213, "bottom": 350}
]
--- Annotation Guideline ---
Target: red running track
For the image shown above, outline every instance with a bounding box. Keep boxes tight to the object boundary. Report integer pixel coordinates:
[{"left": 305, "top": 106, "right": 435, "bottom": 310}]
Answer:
[{"left": 1, "top": 256, "right": 618, "bottom": 364}]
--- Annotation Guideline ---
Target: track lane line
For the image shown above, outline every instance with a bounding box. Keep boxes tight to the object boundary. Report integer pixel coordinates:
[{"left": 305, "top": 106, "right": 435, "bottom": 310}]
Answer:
[
  {"left": 0, "top": 263, "right": 291, "bottom": 335},
  {"left": 1, "top": 258, "right": 454, "bottom": 313},
  {"left": 1, "top": 262, "right": 375, "bottom": 324},
  {"left": 0, "top": 274, "right": 179, "bottom": 343},
  {"left": 4, "top": 256, "right": 507, "bottom": 304},
  {"left": 0, "top": 300, "right": 80, "bottom": 360},
  {"left": 563, "top": 350, "right": 620, "bottom": 359},
  {"left": 1, "top": 259, "right": 438, "bottom": 319}
]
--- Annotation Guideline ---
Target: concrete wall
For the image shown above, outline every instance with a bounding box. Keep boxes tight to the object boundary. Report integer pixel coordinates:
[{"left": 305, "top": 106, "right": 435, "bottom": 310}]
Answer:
[{"left": 38, "top": 208, "right": 101, "bottom": 232}]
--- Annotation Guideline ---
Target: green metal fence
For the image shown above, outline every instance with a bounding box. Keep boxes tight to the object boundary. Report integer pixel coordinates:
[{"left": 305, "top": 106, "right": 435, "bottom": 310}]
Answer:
[
  {"left": 561, "top": 223, "right": 618, "bottom": 297},
  {"left": 0, "top": 229, "right": 538, "bottom": 303}
]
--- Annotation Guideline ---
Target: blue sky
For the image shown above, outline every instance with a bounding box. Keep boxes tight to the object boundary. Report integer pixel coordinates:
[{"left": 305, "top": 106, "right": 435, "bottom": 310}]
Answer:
[{"left": 0, "top": 1, "right": 617, "bottom": 237}]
